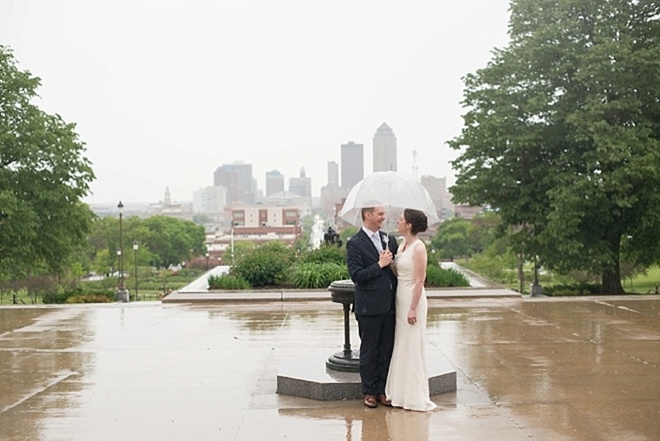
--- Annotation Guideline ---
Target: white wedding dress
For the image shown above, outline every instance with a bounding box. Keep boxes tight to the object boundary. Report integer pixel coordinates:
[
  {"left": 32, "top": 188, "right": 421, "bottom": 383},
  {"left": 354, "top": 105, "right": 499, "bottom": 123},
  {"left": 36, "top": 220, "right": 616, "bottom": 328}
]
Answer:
[{"left": 385, "top": 239, "right": 437, "bottom": 411}]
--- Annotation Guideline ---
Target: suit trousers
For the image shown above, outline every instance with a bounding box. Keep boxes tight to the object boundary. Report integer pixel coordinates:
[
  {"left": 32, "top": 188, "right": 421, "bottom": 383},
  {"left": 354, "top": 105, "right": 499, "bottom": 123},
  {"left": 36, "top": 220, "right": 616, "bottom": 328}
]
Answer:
[{"left": 355, "top": 311, "right": 395, "bottom": 396}]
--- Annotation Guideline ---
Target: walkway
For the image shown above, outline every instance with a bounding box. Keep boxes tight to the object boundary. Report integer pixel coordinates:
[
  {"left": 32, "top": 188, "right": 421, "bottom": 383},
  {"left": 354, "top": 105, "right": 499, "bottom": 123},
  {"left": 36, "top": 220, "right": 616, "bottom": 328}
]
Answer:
[{"left": 1, "top": 296, "right": 658, "bottom": 440}]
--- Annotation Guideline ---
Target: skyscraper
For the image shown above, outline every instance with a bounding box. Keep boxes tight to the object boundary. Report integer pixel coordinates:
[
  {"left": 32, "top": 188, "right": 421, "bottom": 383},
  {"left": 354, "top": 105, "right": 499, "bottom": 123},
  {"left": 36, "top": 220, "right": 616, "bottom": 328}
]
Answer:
[
  {"left": 213, "top": 162, "right": 254, "bottom": 204},
  {"left": 265, "top": 170, "right": 284, "bottom": 197},
  {"left": 373, "top": 122, "right": 397, "bottom": 172},
  {"left": 327, "top": 161, "right": 339, "bottom": 185},
  {"left": 341, "top": 141, "right": 364, "bottom": 190}
]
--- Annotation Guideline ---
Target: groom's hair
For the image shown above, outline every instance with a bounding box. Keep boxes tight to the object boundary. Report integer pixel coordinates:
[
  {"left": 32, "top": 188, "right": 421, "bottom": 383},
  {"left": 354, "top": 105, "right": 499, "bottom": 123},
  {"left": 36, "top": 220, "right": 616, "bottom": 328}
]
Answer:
[
  {"left": 361, "top": 207, "right": 375, "bottom": 221},
  {"left": 360, "top": 201, "right": 383, "bottom": 221}
]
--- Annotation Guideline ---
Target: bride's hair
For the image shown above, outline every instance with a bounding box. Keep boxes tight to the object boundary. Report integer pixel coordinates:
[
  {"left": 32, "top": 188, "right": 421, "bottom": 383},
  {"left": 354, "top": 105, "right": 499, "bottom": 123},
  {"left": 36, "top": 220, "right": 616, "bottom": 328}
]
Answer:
[{"left": 404, "top": 209, "right": 428, "bottom": 234}]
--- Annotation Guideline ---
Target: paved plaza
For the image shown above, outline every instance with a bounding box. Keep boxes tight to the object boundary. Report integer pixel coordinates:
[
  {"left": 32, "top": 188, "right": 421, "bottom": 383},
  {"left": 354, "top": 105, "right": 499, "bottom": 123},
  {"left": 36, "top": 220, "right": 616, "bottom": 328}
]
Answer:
[{"left": 1, "top": 294, "right": 659, "bottom": 440}]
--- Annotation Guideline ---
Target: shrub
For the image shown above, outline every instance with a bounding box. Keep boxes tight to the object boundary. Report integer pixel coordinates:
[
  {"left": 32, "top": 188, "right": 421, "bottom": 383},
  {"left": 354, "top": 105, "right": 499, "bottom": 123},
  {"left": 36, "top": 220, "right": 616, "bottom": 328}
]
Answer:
[
  {"left": 231, "top": 242, "right": 295, "bottom": 287},
  {"left": 42, "top": 290, "right": 71, "bottom": 304},
  {"left": 65, "top": 294, "right": 113, "bottom": 304},
  {"left": 544, "top": 283, "right": 601, "bottom": 296},
  {"left": 290, "top": 262, "right": 349, "bottom": 289},
  {"left": 425, "top": 265, "right": 470, "bottom": 287},
  {"left": 42, "top": 286, "right": 115, "bottom": 304},
  {"left": 298, "top": 244, "right": 346, "bottom": 265},
  {"left": 207, "top": 274, "right": 251, "bottom": 290}
]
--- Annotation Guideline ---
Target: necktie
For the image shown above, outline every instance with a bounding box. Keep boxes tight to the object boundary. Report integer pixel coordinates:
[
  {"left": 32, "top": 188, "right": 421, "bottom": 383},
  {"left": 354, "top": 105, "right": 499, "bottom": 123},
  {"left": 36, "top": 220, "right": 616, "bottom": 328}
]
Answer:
[{"left": 372, "top": 232, "right": 383, "bottom": 253}]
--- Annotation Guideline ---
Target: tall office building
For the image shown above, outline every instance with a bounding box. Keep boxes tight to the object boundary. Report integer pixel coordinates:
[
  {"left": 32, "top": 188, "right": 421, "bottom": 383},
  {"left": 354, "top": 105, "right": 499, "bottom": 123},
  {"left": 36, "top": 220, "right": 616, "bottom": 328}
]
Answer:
[
  {"left": 213, "top": 162, "right": 254, "bottom": 204},
  {"left": 373, "top": 122, "right": 397, "bottom": 172},
  {"left": 341, "top": 141, "right": 364, "bottom": 190},
  {"left": 327, "top": 161, "right": 339, "bottom": 185},
  {"left": 288, "top": 167, "right": 312, "bottom": 198},
  {"left": 265, "top": 170, "right": 284, "bottom": 197}
]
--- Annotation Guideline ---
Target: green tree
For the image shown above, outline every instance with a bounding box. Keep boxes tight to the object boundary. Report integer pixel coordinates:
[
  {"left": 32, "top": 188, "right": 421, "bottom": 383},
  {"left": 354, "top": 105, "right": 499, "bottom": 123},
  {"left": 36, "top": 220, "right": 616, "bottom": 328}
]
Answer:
[
  {"left": 229, "top": 241, "right": 256, "bottom": 263},
  {"left": 466, "top": 212, "right": 503, "bottom": 256},
  {"left": 87, "top": 215, "right": 205, "bottom": 271},
  {"left": 141, "top": 216, "right": 206, "bottom": 268},
  {"left": 0, "top": 46, "right": 95, "bottom": 283},
  {"left": 449, "top": 1, "right": 660, "bottom": 294},
  {"left": 430, "top": 218, "right": 470, "bottom": 261}
]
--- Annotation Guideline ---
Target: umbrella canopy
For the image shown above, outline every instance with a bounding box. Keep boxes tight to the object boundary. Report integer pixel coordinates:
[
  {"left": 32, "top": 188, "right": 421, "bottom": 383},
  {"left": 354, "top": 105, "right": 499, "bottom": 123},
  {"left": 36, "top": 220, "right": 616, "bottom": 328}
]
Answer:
[{"left": 338, "top": 171, "right": 440, "bottom": 228}]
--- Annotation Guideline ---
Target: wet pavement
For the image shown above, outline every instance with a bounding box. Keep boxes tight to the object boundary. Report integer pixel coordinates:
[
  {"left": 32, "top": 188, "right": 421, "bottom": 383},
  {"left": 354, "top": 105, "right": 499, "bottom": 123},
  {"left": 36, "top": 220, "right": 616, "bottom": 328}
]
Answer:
[{"left": 1, "top": 296, "right": 659, "bottom": 441}]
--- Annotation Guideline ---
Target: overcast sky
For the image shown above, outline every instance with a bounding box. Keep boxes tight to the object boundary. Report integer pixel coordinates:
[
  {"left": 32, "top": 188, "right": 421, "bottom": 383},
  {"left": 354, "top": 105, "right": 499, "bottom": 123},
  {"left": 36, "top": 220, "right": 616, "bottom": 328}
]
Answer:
[{"left": 1, "top": 0, "right": 511, "bottom": 205}]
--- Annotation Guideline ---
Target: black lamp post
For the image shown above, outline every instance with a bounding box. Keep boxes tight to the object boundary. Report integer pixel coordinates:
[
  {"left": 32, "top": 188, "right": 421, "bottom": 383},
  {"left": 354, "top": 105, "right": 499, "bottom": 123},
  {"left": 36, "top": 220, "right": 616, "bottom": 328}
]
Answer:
[
  {"left": 531, "top": 255, "right": 543, "bottom": 297},
  {"left": 116, "top": 201, "right": 129, "bottom": 302},
  {"left": 230, "top": 217, "right": 235, "bottom": 265},
  {"left": 205, "top": 252, "right": 210, "bottom": 270},
  {"left": 133, "top": 240, "right": 139, "bottom": 301}
]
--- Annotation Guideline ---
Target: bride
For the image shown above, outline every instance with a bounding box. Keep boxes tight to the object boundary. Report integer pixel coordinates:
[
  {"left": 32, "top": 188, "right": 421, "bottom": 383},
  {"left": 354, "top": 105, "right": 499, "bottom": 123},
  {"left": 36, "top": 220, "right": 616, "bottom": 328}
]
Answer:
[{"left": 385, "top": 208, "right": 437, "bottom": 411}]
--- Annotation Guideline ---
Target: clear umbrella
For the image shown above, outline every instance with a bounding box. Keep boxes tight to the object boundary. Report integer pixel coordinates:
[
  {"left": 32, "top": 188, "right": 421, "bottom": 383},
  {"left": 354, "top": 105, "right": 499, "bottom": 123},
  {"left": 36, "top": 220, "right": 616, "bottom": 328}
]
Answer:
[{"left": 338, "top": 171, "right": 440, "bottom": 230}]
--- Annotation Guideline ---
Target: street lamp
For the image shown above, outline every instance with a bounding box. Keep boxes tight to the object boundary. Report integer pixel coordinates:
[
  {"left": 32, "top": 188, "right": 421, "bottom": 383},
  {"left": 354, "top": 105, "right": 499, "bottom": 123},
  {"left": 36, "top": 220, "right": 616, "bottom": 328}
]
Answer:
[
  {"left": 205, "top": 252, "right": 210, "bottom": 270},
  {"left": 230, "top": 217, "right": 235, "bottom": 265},
  {"left": 133, "top": 240, "right": 139, "bottom": 301},
  {"left": 531, "top": 254, "right": 543, "bottom": 297},
  {"left": 116, "top": 201, "right": 128, "bottom": 302}
]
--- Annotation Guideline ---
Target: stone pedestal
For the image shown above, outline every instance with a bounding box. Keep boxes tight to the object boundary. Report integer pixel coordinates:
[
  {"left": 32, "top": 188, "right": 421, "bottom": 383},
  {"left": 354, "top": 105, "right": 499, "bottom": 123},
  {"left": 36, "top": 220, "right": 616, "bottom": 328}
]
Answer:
[
  {"left": 326, "top": 280, "right": 360, "bottom": 372},
  {"left": 277, "top": 353, "right": 456, "bottom": 401},
  {"left": 116, "top": 289, "right": 129, "bottom": 302}
]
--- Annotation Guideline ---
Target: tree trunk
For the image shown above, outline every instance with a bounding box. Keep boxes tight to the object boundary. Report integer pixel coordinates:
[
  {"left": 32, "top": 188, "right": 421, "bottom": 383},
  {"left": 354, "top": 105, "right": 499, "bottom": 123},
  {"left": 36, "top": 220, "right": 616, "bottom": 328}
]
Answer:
[
  {"left": 601, "top": 232, "right": 625, "bottom": 294},
  {"left": 517, "top": 253, "right": 525, "bottom": 294},
  {"left": 602, "top": 271, "right": 624, "bottom": 294}
]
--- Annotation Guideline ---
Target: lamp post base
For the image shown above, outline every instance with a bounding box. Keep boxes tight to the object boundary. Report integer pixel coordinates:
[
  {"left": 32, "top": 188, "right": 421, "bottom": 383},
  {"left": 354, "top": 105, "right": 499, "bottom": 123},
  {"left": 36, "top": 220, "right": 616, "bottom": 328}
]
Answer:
[
  {"left": 116, "top": 289, "right": 129, "bottom": 303},
  {"left": 326, "top": 350, "right": 360, "bottom": 372}
]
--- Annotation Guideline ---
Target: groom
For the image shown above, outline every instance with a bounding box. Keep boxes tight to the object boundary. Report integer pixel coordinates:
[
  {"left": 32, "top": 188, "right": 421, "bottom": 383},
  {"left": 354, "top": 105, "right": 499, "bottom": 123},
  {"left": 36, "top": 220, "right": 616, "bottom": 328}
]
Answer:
[{"left": 346, "top": 205, "right": 398, "bottom": 408}]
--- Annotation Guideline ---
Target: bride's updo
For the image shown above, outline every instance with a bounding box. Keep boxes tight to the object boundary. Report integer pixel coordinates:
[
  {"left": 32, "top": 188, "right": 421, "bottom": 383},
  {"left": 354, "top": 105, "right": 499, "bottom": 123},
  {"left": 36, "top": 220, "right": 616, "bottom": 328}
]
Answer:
[{"left": 404, "top": 209, "right": 428, "bottom": 234}]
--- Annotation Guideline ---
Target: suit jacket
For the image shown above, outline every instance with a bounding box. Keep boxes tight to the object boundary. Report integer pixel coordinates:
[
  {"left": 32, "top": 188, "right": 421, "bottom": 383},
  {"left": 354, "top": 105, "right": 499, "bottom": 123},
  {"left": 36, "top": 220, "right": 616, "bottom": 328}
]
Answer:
[{"left": 346, "top": 229, "right": 399, "bottom": 316}]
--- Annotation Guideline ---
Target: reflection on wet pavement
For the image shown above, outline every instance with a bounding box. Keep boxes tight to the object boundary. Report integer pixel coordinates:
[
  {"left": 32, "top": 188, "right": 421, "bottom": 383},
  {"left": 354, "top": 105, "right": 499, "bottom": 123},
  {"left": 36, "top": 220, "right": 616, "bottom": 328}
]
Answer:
[{"left": 0, "top": 298, "right": 659, "bottom": 440}]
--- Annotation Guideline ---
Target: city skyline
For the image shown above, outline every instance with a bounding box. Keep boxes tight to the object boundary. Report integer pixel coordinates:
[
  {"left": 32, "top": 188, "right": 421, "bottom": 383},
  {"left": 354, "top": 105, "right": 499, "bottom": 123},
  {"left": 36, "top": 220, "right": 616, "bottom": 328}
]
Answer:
[
  {"left": 0, "top": 1, "right": 512, "bottom": 205},
  {"left": 160, "top": 128, "right": 446, "bottom": 205},
  {"left": 87, "top": 123, "right": 465, "bottom": 205}
]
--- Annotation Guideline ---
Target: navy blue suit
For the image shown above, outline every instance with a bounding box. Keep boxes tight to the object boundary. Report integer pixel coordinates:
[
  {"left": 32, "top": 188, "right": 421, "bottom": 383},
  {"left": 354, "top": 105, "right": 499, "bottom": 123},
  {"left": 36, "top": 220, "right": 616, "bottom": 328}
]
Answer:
[{"left": 346, "top": 229, "right": 398, "bottom": 396}]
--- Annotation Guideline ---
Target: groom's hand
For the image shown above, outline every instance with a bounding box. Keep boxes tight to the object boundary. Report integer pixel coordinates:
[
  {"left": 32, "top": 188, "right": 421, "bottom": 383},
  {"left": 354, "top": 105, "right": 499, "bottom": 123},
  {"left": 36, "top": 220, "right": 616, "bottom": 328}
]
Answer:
[{"left": 378, "top": 250, "right": 393, "bottom": 268}]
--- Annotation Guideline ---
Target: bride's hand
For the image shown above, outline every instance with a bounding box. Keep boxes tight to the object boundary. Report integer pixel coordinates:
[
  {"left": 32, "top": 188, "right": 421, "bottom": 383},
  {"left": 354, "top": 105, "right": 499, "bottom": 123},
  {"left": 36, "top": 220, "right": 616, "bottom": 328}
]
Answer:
[{"left": 407, "top": 308, "right": 417, "bottom": 325}]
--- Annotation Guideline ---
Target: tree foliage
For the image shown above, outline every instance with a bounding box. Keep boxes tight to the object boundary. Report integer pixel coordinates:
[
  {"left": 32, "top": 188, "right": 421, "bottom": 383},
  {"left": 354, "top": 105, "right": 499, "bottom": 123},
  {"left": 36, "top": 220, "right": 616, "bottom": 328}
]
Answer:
[
  {"left": 88, "top": 215, "right": 206, "bottom": 271},
  {"left": 449, "top": 1, "right": 660, "bottom": 293},
  {"left": 0, "top": 46, "right": 95, "bottom": 281},
  {"left": 142, "top": 216, "right": 206, "bottom": 268},
  {"left": 231, "top": 242, "right": 295, "bottom": 287},
  {"left": 430, "top": 218, "right": 470, "bottom": 261},
  {"left": 430, "top": 212, "right": 502, "bottom": 261}
]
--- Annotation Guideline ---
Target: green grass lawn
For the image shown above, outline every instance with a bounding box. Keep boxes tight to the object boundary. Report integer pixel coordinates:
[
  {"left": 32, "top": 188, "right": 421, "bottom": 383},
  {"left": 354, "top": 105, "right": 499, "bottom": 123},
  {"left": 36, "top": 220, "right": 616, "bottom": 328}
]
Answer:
[
  {"left": 0, "top": 270, "right": 199, "bottom": 305},
  {"left": 456, "top": 258, "right": 660, "bottom": 295},
  {"left": 625, "top": 266, "right": 660, "bottom": 294},
  {"left": 0, "top": 288, "right": 174, "bottom": 305}
]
